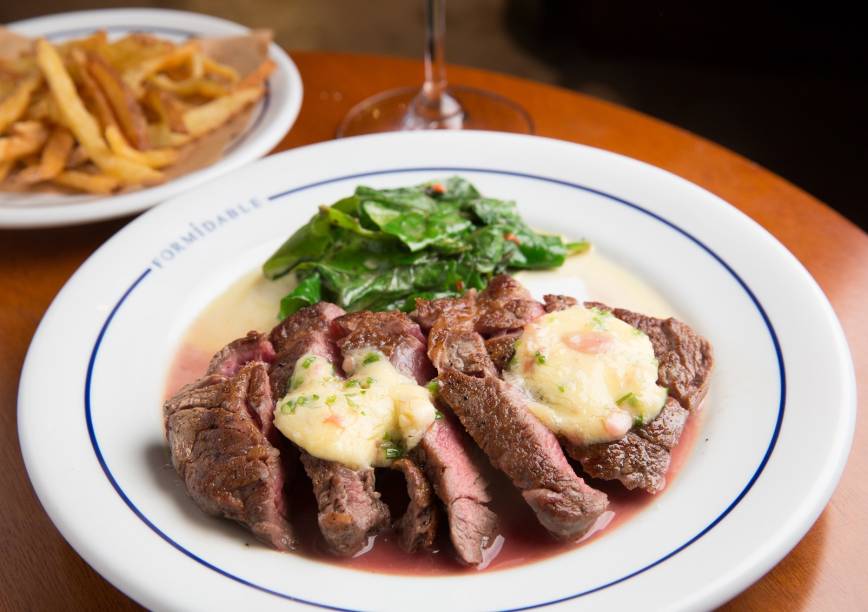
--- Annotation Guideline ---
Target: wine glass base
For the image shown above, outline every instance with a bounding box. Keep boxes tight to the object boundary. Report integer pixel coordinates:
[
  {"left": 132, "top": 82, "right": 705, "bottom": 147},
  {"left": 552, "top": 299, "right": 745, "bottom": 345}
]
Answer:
[{"left": 336, "top": 86, "right": 534, "bottom": 137}]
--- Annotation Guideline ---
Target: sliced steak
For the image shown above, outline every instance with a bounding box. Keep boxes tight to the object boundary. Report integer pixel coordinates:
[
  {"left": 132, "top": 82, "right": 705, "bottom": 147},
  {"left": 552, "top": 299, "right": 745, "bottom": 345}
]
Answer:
[
  {"left": 206, "top": 331, "right": 276, "bottom": 377},
  {"left": 485, "top": 332, "right": 520, "bottom": 371},
  {"left": 268, "top": 302, "right": 345, "bottom": 400},
  {"left": 413, "top": 418, "right": 499, "bottom": 566},
  {"left": 300, "top": 453, "right": 390, "bottom": 557},
  {"left": 569, "top": 398, "right": 688, "bottom": 493},
  {"left": 543, "top": 294, "right": 577, "bottom": 313},
  {"left": 164, "top": 362, "right": 295, "bottom": 551},
  {"left": 411, "top": 290, "right": 478, "bottom": 332},
  {"left": 391, "top": 458, "right": 439, "bottom": 553},
  {"left": 542, "top": 297, "right": 713, "bottom": 493},
  {"left": 269, "top": 303, "right": 390, "bottom": 557},
  {"left": 474, "top": 274, "right": 545, "bottom": 337},
  {"left": 603, "top": 307, "right": 714, "bottom": 412},
  {"left": 428, "top": 319, "right": 498, "bottom": 379},
  {"left": 438, "top": 368, "right": 608, "bottom": 540},
  {"left": 332, "top": 311, "right": 435, "bottom": 384}
]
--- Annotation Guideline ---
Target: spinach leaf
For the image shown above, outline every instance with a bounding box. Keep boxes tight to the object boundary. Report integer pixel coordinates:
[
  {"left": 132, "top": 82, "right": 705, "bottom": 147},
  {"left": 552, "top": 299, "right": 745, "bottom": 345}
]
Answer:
[
  {"left": 263, "top": 176, "right": 588, "bottom": 318},
  {"left": 279, "top": 272, "right": 322, "bottom": 318}
]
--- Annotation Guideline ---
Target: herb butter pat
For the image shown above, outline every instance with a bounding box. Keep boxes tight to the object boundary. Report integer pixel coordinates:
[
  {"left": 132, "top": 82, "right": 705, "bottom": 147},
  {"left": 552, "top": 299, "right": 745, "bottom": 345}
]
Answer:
[
  {"left": 504, "top": 306, "right": 667, "bottom": 445},
  {"left": 273, "top": 351, "right": 437, "bottom": 470}
]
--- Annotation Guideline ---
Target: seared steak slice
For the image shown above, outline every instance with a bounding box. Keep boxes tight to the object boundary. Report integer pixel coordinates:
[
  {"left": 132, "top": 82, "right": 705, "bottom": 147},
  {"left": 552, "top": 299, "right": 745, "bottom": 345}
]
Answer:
[
  {"left": 484, "top": 333, "right": 520, "bottom": 371},
  {"left": 543, "top": 293, "right": 577, "bottom": 313},
  {"left": 268, "top": 302, "right": 345, "bottom": 399},
  {"left": 412, "top": 290, "right": 478, "bottom": 332},
  {"left": 438, "top": 369, "right": 608, "bottom": 540},
  {"left": 206, "top": 331, "right": 276, "bottom": 377},
  {"left": 542, "top": 296, "right": 713, "bottom": 493},
  {"left": 269, "top": 303, "right": 391, "bottom": 557},
  {"left": 475, "top": 275, "right": 545, "bottom": 337},
  {"left": 569, "top": 398, "right": 688, "bottom": 493},
  {"left": 332, "top": 311, "right": 435, "bottom": 384},
  {"left": 414, "top": 419, "right": 499, "bottom": 566},
  {"left": 391, "top": 458, "right": 439, "bottom": 553},
  {"left": 269, "top": 302, "right": 346, "bottom": 353},
  {"left": 300, "top": 453, "right": 390, "bottom": 557},
  {"left": 164, "top": 363, "right": 295, "bottom": 551},
  {"left": 603, "top": 307, "right": 714, "bottom": 412}
]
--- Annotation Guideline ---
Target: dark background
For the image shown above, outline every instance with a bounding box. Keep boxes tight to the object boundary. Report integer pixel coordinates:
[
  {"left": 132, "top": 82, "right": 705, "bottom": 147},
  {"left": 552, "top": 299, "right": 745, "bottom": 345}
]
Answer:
[{"left": 3, "top": 0, "right": 865, "bottom": 229}]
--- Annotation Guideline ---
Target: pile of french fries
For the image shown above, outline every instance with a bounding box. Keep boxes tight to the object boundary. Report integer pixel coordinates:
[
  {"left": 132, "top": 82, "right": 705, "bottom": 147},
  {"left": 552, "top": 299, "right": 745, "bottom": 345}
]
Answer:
[{"left": 0, "top": 31, "right": 274, "bottom": 195}]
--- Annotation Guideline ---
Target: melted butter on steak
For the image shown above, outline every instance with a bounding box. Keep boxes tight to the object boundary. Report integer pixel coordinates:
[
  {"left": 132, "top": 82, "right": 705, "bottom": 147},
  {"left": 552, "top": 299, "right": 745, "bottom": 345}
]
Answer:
[
  {"left": 504, "top": 305, "right": 667, "bottom": 446},
  {"left": 273, "top": 349, "right": 437, "bottom": 470}
]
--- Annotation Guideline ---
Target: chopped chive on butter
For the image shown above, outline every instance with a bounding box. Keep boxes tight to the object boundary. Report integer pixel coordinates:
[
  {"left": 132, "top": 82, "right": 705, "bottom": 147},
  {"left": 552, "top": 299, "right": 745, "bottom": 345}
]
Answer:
[
  {"left": 384, "top": 446, "right": 404, "bottom": 459},
  {"left": 280, "top": 401, "right": 295, "bottom": 415},
  {"left": 325, "top": 395, "right": 337, "bottom": 405},
  {"left": 311, "top": 394, "right": 320, "bottom": 401},
  {"left": 291, "top": 376, "right": 303, "bottom": 390},
  {"left": 534, "top": 351, "right": 546, "bottom": 365},
  {"left": 632, "top": 327, "right": 645, "bottom": 336},
  {"left": 557, "top": 384, "right": 566, "bottom": 393},
  {"left": 616, "top": 392, "right": 638, "bottom": 407},
  {"left": 344, "top": 379, "right": 360, "bottom": 388},
  {"left": 346, "top": 397, "right": 359, "bottom": 409},
  {"left": 426, "top": 380, "right": 439, "bottom": 394},
  {"left": 362, "top": 353, "right": 380, "bottom": 365},
  {"left": 434, "top": 409, "right": 444, "bottom": 420},
  {"left": 633, "top": 414, "right": 645, "bottom": 427},
  {"left": 361, "top": 376, "right": 374, "bottom": 389},
  {"left": 301, "top": 356, "right": 315, "bottom": 369}
]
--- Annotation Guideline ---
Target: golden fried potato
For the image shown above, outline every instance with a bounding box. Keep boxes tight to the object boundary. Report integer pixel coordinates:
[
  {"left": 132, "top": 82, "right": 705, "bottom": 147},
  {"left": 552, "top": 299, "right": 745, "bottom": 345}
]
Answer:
[
  {"left": 15, "top": 127, "right": 74, "bottom": 184},
  {"left": 52, "top": 169, "right": 119, "bottom": 194},
  {"left": 183, "top": 85, "right": 262, "bottom": 138},
  {"left": 105, "top": 124, "right": 178, "bottom": 168},
  {"left": 0, "top": 121, "right": 48, "bottom": 162},
  {"left": 35, "top": 39, "right": 162, "bottom": 186},
  {"left": 85, "top": 51, "right": 150, "bottom": 150},
  {"left": 0, "top": 73, "right": 42, "bottom": 133}
]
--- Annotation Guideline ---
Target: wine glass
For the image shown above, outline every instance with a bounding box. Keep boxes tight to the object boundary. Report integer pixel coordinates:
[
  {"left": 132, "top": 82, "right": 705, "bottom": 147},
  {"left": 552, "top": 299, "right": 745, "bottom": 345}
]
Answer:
[{"left": 336, "top": 0, "right": 533, "bottom": 136}]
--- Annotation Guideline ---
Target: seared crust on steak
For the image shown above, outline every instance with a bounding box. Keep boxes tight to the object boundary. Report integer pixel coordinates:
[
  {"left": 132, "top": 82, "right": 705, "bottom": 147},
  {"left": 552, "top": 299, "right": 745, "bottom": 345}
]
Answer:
[
  {"left": 543, "top": 296, "right": 713, "bottom": 493},
  {"left": 391, "top": 458, "right": 439, "bottom": 553},
  {"left": 484, "top": 332, "right": 520, "bottom": 371},
  {"left": 474, "top": 275, "right": 545, "bottom": 337},
  {"left": 300, "top": 453, "right": 390, "bottom": 557},
  {"left": 438, "top": 369, "right": 608, "bottom": 540},
  {"left": 164, "top": 363, "right": 295, "bottom": 551},
  {"left": 207, "top": 331, "right": 276, "bottom": 377},
  {"left": 332, "top": 311, "right": 435, "bottom": 384},
  {"left": 568, "top": 398, "right": 688, "bottom": 493},
  {"left": 414, "top": 418, "right": 499, "bottom": 565}
]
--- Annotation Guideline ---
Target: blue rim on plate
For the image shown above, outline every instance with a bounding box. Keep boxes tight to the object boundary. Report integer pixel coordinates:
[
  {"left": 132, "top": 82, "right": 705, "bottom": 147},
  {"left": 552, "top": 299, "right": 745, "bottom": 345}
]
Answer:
[{"left": 84, "top": 167, "right": 785, "bottom": 611}]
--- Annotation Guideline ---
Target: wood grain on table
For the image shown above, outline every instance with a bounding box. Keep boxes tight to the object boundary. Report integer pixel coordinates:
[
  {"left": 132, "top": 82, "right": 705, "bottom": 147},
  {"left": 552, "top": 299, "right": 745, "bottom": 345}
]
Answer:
[{"left": 1, "top": 52, "right": 865, "bottom": 611}]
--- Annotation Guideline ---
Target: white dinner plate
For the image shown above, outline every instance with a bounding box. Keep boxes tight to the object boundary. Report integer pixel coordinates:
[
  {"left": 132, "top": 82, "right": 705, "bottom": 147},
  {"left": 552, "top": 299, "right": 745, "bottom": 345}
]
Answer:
[
  {"left": 1, "top": 8, "right": 303, "bottom": 228},
  {"left": 18, "top": 131, "right": 855, "bottom": 611}
]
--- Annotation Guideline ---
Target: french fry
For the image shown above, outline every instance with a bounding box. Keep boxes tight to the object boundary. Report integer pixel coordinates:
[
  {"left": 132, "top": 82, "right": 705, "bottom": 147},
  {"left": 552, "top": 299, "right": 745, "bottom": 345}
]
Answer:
[
  {"left": 236, "top": 58, "right": 275, "bottom": 90},
  {"left": 52, "top": 169, "right": 119, "bottom": 194},
  {"left": 0, "top": 160, "right": 12, "bottom": 182},
  {"left": 0, "top": 121, "right": 48, "bottom": 162},
  {"left": 203, "top": 57, "right": 239, "bottom": 83},
  {"left": 146, "top": 123, "right": 191, "bottom": 148},
  {"left": 66, "top": 144, "right": 89, "bottom": 168},
  {"left": 85, "top": 52, "right": 150, "bottom": 150},
  {"left": 105, "top": 124, "right": 178, "bottom": 168},
  {"left": 182, "top": 85, "right": 262, "bottom": 138},
  {"left": 148, "top": 74, "right": 228, "bottom": 98},
  {"left": 0, "top": 73, "right": 42, "bottom": 133},
  {"left": 142, "top": 86, "right": 189, "bottom": 134},
  {"left": 15, "top": 126, "right": 74, "bottom": 183},
  {"left": 35, "top": 39, "right": 161, "bottom": 186},
  {"left": 70, "top": 49, "right": 118, "bottom": 132},
  {"left": 123, "top": 41, "right": 200, "bottom": 95},
  {"left": 1, "top": 31, "right": 270, "bottom": 197}
]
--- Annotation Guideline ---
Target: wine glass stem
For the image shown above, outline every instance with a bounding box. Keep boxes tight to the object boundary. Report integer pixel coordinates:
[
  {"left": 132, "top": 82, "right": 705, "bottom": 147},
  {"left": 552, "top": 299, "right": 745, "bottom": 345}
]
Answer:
[{"left": 422, "top": 0, "right": 448, "bottom": 105}]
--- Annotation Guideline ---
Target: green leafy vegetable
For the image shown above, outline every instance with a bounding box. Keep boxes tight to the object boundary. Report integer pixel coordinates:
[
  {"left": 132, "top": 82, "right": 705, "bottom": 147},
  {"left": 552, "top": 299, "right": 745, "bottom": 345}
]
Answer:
[{"left": 264, "top": 177, "right": 589, "bottom": 318}]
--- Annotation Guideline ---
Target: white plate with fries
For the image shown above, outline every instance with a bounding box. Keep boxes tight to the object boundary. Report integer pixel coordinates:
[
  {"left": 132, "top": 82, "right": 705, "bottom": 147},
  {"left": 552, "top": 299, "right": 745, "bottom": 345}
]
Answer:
[{"left": 0, "top": 9, "right": 302, "bottom": 228}]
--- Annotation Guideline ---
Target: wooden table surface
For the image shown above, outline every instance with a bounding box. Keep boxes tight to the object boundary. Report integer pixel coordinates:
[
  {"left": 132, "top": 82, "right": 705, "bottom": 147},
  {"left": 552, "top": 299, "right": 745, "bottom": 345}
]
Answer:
[{"left": 1, "top": 51, "right": 865, "bottom": 611}]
